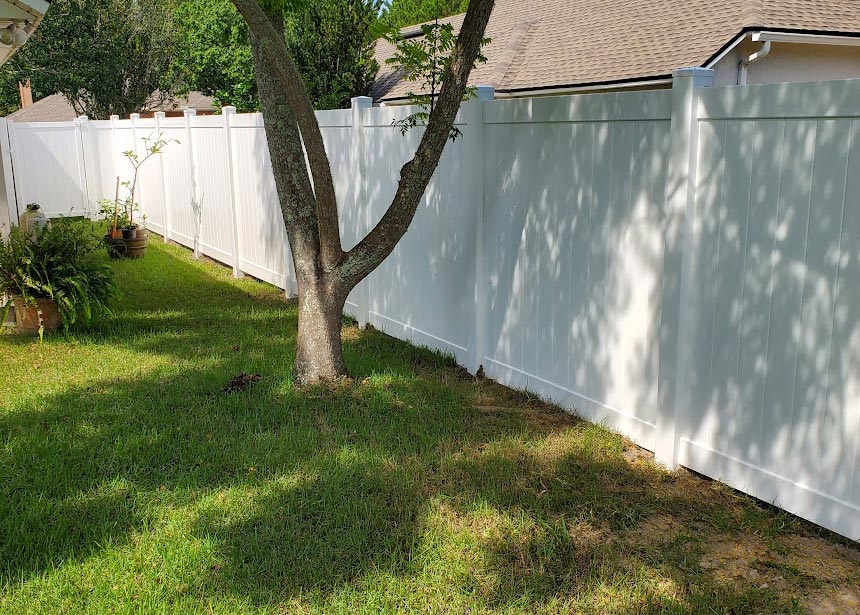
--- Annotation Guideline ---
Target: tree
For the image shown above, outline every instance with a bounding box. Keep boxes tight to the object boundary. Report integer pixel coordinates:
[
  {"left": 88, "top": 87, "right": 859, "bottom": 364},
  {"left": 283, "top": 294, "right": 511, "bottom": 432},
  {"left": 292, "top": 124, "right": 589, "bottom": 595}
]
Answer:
[
  {"left": 230, "top": 0, "right": 494, "bottom": 382},
  {"left": 377, "top": 0, "right": 469, "bottom": 31},
  {"left": 175, "top": 0, "right": 258, "bottom": 111},
  {"left": 9, "top": 0, "right": 181, "bottom": 119},
  {"left": 285, "top": 0, "right": 381, "bottom": 110},
  {"left": 384, "top": 18, "right": 486, "bottom": 138},
  {"left": 176, "top": 0, "right": 381, "bottom": 111}
]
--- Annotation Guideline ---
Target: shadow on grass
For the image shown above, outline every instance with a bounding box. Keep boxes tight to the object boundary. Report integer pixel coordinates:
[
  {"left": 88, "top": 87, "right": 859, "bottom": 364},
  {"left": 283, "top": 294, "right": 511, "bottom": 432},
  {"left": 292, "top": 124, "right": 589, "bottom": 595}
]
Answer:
[
  {"left": 2, "top": 240, "right": 857, "bottom": 613},
  {"left": 0, "top": 359, "right": 811, "bottom": 613}
]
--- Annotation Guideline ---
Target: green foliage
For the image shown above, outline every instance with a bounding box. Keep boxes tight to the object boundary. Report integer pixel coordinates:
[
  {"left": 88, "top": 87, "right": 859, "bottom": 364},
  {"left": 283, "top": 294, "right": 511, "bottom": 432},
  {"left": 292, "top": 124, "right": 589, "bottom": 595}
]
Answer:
[
  {"left": 176, "top": 0, "right": 380, "bottom": 111},
  {"left": 0, "top": 65, "right": 26, "bottom": 117},
  {"left": 0, "top": 222, "right": 118, "bottom": 329},
  {"left": 384, "top": 19, "right": 487, "bottom": 139},
  {"left": 174, "top": 0, "right": 258, "bottom": 111},
  {"left": 98, "top": 134, "right": 175, "bottom": 230},
  {"left": 285, "top": 0, "right": 382, "bottom": 109},
  {"left": 8, "top": 0, "right": 182, "bottom": 119},
  {"left": 377, "top": 0, "right": 468, "bottom": 32}
]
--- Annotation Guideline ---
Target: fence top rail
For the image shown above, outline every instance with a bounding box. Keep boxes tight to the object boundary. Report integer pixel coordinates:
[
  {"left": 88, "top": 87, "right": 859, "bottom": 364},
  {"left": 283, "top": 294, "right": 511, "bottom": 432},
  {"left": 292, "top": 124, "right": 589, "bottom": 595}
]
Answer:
[
  {"left": 9, "top": 121, "right": 82, "bottom": 130},
  {"left": 364, "top": 104, "right": 466, "bottom": 128},
  {"left": 316, "top": 108, "right": 353, "bottom": 128},
  {"left": 698, "top": 77, "right": 860, "bottom": 121},
  {"left": 228, "top": 112, "right": 263, "bottom": 128},
  {"left": 484, "top": 89, "right": 672, "bottom": 125}
]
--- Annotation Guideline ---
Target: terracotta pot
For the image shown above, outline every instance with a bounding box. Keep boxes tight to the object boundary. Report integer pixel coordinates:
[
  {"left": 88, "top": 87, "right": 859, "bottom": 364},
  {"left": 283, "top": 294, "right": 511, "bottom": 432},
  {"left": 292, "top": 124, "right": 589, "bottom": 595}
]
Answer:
[
  {"left": 110, "top": 228, "right": 124, "bottom": 239},
  {"left": 13, "top": 298, "right": 62, "bottom": 334}
]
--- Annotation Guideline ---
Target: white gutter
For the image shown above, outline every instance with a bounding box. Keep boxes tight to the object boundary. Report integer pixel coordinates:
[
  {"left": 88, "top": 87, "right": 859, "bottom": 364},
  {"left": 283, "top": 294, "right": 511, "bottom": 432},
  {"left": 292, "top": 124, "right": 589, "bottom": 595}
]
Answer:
[
  {"left": 705, "top": 32, "right": 749, "bottom": 70},
  {"left": 738, "top": 39, "right": 771, "bottom": 85},
  {"left": 753, "top": 31, "right": 860, "bottom": 47}
]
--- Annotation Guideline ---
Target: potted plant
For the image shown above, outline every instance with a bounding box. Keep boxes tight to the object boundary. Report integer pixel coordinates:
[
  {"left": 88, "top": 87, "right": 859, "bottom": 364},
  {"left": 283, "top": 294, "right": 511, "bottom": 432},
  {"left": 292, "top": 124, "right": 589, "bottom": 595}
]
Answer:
[
  {"left": 99, "top": 134, "right": 174, "bottom": 258},
  {"left": 0, "top": 220, "right": 119, "bottom": 338}
]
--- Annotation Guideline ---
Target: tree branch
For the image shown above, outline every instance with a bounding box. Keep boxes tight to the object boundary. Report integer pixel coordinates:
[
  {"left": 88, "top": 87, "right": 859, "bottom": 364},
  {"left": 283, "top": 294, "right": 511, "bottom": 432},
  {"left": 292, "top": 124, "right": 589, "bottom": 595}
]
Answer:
[
  {"left": 246, "top": 15, "right": 322, "bottom": 281},
  {"left": 339, "top": 0, "right": 494, "bottom": 286},
  {"left": 231, "top": 0, "right": 344, "bottom": 272}
]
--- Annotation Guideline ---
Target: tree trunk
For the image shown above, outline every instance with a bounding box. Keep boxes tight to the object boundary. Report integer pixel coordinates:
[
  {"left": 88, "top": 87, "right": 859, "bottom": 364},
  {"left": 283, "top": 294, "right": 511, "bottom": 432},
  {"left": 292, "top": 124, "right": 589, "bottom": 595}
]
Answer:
[
  {"left": 294, "top": 276, "right": 349, "bottom": 383},
  {"left": 231, "top": 0, "right": 495, "bottom": 384}
]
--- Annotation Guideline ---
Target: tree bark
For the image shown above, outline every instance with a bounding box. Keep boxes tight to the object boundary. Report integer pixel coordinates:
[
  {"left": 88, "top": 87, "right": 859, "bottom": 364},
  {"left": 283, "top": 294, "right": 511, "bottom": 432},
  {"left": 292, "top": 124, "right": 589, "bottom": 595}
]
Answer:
[
  {"left": 294, "top": 276, "right": 348, "bottom": 383},
  {"left": 233, "top": 0, "right": 495, "bottom": 383}
]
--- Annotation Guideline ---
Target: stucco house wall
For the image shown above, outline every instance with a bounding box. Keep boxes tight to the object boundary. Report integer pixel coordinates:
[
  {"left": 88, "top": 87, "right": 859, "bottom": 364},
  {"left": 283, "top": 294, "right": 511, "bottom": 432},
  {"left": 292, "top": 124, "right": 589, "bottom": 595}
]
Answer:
[{"left": 711, "top": 39, "right": 860, "bottom": 87}]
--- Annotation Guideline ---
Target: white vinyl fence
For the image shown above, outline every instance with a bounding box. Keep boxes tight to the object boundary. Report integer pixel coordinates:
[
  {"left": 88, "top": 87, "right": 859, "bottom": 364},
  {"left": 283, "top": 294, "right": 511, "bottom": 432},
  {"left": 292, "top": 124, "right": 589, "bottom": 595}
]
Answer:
[{"left": 2, "top": 71, "right": 859, "bottom": 541}]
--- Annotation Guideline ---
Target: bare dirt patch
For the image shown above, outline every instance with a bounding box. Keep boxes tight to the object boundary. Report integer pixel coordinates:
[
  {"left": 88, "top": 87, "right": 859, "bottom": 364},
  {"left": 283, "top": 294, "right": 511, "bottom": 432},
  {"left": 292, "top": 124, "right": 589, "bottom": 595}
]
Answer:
[
  {"left": 698, "top": 535, "right": 786, "bottom": 589},
  {"left": 782, "top": 535, "right": 860, "bottom": 583},
  {"left": 805, "top": 586, "right": 860, "bottom": 615},
  {"left": 627, "top": 514, "right": 685, "bottom": 548}
]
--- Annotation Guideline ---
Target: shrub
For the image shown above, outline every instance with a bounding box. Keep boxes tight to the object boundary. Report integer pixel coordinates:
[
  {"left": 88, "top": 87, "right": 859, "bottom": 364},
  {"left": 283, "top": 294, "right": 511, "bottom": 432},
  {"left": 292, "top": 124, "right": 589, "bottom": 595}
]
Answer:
[{"left": 0, "top": 221, "right": 119, "bottom": 329}]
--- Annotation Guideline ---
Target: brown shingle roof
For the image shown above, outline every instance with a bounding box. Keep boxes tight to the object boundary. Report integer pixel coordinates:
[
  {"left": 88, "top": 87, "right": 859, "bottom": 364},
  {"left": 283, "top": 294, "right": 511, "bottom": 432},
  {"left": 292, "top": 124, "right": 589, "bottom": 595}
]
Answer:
[
  {"left": 372, "top": 0, "right": 860, "bottom": 100},
  {"left": 6, "top": 92, "right": 216, "bottom": 122}
]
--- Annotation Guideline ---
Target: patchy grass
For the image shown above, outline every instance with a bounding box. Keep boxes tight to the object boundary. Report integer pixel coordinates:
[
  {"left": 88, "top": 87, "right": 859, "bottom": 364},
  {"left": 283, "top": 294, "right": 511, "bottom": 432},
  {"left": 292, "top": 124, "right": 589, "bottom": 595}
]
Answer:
[{"left": 1, "top": 238, "right": 858, "bottom": 614}]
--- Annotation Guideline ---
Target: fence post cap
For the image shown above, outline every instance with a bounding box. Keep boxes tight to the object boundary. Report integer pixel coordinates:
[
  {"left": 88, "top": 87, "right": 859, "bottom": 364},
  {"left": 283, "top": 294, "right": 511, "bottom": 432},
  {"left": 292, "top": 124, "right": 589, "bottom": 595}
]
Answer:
[
  {"left": 221, "top": 106, "right": 237, "bottom": 115},
  {"left": 672, "top": 67, "right": 715, "bottom": 86},
  {"left": 183, "top": 108, "right": 197, "bottom": 117},
  {"left": 153, "top": 111, "right": 166, "bottom": 119},
  {"left": 351, "top": 96, "right": 373, "bottom": 109},
  {"left": 475, "top": 85, "right": 495, "bottom": 101},
  {"left": 129, "top": 112, "right": 141, "bottom": 121}
]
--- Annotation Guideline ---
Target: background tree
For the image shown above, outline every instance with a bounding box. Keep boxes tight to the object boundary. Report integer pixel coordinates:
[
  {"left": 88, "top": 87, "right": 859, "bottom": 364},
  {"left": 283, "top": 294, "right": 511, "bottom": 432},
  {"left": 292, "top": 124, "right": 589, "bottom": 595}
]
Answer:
[
  {"left": 174, "top": 0, "right": 258, "bottom": 111},
  {"left": 9, "top": 0, "right": 182, "bottom": 119},
  {"left": 175, "top": 0, "right": 381, "bottom": 111},
  {"left": 230, "top": 0, "right": 494, "bottom": 382},
  {"left": 377, "top": 0, "right": 468, "bottom": 31},
  {"left": 285, "top": 0, "right": 381, "bottom": 110}
]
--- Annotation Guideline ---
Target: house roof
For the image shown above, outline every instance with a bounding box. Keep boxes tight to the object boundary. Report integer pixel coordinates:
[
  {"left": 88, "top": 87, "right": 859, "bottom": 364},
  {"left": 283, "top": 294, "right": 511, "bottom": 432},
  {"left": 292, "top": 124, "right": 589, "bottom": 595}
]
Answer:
[
  {"left": 372, "top": 0, "right": 860, "bottom": 100},
  {"left": 6, "top": 91, "right": 216, "bottom": 122}
]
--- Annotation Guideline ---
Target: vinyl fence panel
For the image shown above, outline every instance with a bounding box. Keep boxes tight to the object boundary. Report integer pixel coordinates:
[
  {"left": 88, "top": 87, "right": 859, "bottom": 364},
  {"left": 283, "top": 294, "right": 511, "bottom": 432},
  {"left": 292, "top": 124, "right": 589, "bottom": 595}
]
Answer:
[{"left": 5, "top": 77, "right": 860, "bottom": 541}]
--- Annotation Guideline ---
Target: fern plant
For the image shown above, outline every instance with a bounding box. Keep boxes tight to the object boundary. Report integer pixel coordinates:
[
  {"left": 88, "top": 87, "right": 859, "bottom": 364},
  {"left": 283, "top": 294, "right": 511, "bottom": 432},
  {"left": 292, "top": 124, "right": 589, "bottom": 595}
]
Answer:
[{"left": 0, "top": 221, "right": 119, "bottom": 331}]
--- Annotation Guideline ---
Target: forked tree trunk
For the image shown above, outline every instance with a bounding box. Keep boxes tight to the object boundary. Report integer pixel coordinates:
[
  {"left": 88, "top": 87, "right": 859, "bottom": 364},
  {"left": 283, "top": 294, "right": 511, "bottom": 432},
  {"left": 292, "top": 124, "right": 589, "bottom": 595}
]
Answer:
[
  {"left": 234, "top": 0, "right": 494, "bottom": 384},
  {"left": 249, "top": 24, "right": 354, "bottom": 383}
]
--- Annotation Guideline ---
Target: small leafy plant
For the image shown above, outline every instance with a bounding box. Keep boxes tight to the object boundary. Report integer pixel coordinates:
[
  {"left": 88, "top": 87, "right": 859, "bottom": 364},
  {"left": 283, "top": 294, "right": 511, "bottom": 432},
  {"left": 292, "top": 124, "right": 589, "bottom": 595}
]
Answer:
[
  {"left": 0, "top": 221, "right": 119, "bottom": 331},
  {"left": 384, "top": 19, "right": 488, "bottom": 140},
  {"left": 101, "top": 133, "right": 175, "bottom": 233}
]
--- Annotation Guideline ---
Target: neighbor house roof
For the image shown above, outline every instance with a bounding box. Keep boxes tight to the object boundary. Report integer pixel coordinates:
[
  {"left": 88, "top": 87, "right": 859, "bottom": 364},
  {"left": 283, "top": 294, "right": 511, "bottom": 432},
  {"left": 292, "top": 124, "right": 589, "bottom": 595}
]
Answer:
[
  {"left": 372, "top": 0, "right": 860, "bottom": 100},
  {"left": 6, "top": 91, "right": 216, "bottom": 122}
]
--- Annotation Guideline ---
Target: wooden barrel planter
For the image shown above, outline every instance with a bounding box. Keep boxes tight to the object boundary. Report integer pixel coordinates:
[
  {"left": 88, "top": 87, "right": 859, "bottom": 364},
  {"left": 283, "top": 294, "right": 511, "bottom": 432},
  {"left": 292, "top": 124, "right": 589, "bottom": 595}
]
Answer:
[
  {"left": 125, "top": 228, "right": 149, "bottom": 258},
  {"left": 12, "top": 298, "right": 62, "bottom": 334},
  {"left": 125, "top": 235, "right": 149, "bottom": 259},
  {"left": 104, "top": 229, "right": 149, "bottom": 259}
]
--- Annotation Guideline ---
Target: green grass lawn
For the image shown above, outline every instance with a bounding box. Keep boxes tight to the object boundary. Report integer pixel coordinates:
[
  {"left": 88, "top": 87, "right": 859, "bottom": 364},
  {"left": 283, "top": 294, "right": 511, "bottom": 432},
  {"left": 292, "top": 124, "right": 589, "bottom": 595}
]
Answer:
[{"left": 2, "top": 238, "right": 859, "bottom": 614}]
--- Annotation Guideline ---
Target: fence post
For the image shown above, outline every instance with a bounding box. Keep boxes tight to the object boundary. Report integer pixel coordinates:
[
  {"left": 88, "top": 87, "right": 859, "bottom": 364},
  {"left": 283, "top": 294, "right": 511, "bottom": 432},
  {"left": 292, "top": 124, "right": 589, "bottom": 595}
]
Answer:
[
  {"left": 184, "top": 108, "right": 202, "bottom": 258},
  {"left": 0, "top": 119, "right": 17, "bottom": 230},
  {"left": 222, "top": 106, "right": 243, "bottom": 278},
  {"left": 129, "top": 112, "right": 147, "bottom": 229},
  {"left": 76, "top": 115, "right": 100, "bottom": 219},
  {"left": 154, "top": 111, "right": 171, "bottom": 242},
  {"left": 109, "top": 114, "right": 121, "bottom": 186},
  {"left": 467, "top": 85, "right": 495, "bottom": 375},
  {"left": 654, "top": 67, "right": 714, "bottom": 469},
  {"left": 73, "top": 115, "right": 91, "bottom": 217},
  {"left": 351, "top": 95, "right": 372, "bottom": 327}
]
